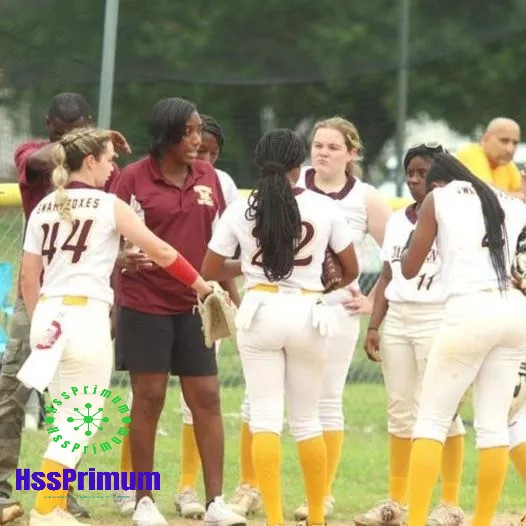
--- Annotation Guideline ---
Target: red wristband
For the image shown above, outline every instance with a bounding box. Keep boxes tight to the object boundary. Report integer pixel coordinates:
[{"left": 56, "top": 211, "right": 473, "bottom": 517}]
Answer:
[{"left": 163, "top": 255, "right": 199, "bottom": 287}]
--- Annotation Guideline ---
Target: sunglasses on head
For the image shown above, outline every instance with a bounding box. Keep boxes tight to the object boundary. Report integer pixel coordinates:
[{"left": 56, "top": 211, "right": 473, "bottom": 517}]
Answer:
[{"left": 408, "top": 142, "right": 447, "bottom": 154}]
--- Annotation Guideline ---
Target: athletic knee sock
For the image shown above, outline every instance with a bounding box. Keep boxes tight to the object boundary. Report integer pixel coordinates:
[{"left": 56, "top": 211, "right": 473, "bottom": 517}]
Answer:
[
  {"left": 510, "top": 442, "right": 526, "bottom": 481},
  {"left": 407, "top": 439, "right": 443, "bottom": 526},
  {"left": 472, "top": 447, "right": 508, "bottom": 526},
  {"left": 388, "top": 435, "right": 412, "bottom": 506},
  {"left": 178, "top": 423, "right": 201, "bottom": 490},
  {"left": 240, "top": 422, "right": 257, "bottom": 487},
  {"left": 323, "top": 430, "right": 343, "bottom": 497},
  {"left": 119, "top": 428, "right": 133, "bottom": 474},
  {"left": 252, "top": 432, "right": 284, "bottom": 526},
  {"left": 35, "top": 459, "right": 68, "bottom": 514},
  {"left": 298, "top": 436, "right": 327, "bottom": 525},
  {"left": 440, "top": 434, "right": 464, "bottom": 505}
]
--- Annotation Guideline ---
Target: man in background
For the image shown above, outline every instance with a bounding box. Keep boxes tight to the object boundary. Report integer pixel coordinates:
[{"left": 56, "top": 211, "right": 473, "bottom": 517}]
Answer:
[{"left": 456, "top": 117, "right": 524, "bottom": 198}]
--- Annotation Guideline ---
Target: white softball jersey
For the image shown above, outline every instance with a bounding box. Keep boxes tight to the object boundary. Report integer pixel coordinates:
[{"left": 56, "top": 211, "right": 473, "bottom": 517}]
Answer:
[
  {"left": 23, "top": 188, "right": 120, "bottom": 305},
  {"left": 382, "top": 206, "right": 445, "bottom": 303},
  {"left": 298, "top": 167, "right": 368, "bottom": 263},
  {"left": 208, "top": 188, "right": 353, "bottom": 291},
  {"left": 216, "top": 168, "right": 239, "bottom": 207},
  {"left": 433, "top": 180, "right": 526, "bottom": 297}
]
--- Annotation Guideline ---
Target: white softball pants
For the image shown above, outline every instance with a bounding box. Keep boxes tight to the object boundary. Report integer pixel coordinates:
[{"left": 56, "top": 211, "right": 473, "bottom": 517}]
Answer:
[
  {"left": 381, "top": 301, "right": 464, "bottom": 438},
  {"left": 237, "top": 291, "right": 328, "bottom": 442},
  {"left": 318, "top": 292, "right": 360, "bottom": 431},
  {"left": 31, "top": 297, "right": 113, "bottom": 468},
  {"left": 413, "top": 290, "right": 526, "bottom": 449}
]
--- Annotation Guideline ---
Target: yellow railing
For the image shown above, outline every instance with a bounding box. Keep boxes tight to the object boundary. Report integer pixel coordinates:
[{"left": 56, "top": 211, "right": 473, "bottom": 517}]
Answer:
[{"left": 0, "top": 183, "right": 410, "bottom": 210}]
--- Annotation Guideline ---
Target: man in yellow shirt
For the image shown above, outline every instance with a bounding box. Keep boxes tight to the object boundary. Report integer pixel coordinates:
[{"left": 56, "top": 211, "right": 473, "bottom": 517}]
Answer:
[{"left": 456, "top": 117, "right": 524, "bottom": 198}]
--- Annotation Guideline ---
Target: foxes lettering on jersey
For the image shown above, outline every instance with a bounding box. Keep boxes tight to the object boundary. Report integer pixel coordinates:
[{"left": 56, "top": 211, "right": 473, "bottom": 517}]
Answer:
[
  {"left": 23, "top": 186, "right": 120, "bottom": 306},
  {"left": 383, "top": 205, "right": 445, "bottom": 304},
  {"left": 208, "top": 187, "right": 351, "bottom": 291}
]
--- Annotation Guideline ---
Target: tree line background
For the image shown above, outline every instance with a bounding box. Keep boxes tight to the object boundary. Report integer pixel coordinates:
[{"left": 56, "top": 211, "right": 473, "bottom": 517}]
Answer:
[{"left": 1, "top": 0, "right": 525, "bottom": 187}]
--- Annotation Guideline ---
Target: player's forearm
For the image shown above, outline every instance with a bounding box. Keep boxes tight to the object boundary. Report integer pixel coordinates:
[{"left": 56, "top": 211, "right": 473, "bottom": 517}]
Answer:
[
  {"left": 26, "top": 143, "right": 57, "bottom": 179},
  {"left": 367, "top": 272, "right": 389, "bottom": 330},
  {"left": 220, "top": 279, "right": 241, "bottom": 308},
  {"left": 20, "top": 278, "right": 40, "bottom": 319}
]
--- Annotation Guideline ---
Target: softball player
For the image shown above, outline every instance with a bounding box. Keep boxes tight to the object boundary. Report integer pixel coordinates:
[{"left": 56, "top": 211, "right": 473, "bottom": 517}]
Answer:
[
  {"left": 19, "top": 128, "right": 213, "bottom": 526},
  {"left": 293, "top": 116, "right": 391, "bottom": 521},
  {"left": 201, "top": 129, "right": 359, "bottom": 526},
  {"left": 355, "top": 144, "right": 465, "bottom": 526},
  {"left": 401, "top": 153, "right": 526, "bottom": 526}
]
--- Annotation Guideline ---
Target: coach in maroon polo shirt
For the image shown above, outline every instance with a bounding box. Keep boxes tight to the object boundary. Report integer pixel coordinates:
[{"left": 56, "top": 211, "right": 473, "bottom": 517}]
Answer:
[{"left": 112, "top": 97, "right": 242, "bottom": 524}]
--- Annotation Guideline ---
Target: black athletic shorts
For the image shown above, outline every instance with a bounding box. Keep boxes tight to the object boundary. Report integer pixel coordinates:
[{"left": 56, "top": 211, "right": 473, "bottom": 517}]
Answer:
[{"left": 115, "top": 306, "right": 217, "bottom": 376}]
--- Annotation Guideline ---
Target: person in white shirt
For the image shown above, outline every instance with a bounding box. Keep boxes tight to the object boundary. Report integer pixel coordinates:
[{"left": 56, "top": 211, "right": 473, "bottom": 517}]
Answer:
[
  {"left": 401, "top": 153, "right": 526, "bottom": 526},
  {"left": 201, "top": 128, "right": 359, "bottom": 526},
  {"left": 293, "top": 116, "right": 391, "bottom": 521},
  {"left": 198, "top": 114, "right": 238, "bottom": 206},
  {"left": 355, "top": 144, "right": 465, "bottom": 526},
  {"left": 19, "top": 128, "right": 213, "bottom": 526}
]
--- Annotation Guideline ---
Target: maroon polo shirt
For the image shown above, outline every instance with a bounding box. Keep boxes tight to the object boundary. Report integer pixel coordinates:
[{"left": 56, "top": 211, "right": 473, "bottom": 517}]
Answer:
[
  {"left": 15, "top": 140, "right": 52, "bottom": 220},
  {"left": 112, "top": 156, "right": 226, "bottom": 314}
]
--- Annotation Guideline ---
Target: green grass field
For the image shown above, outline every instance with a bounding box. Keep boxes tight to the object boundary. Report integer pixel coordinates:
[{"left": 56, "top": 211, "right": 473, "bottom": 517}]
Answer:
[{"left": 13, "top": 377, "right": 526, "bottom": 525}]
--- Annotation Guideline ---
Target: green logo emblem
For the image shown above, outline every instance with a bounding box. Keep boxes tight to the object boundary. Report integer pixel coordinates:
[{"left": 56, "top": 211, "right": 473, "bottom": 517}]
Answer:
[{"left": 45, "top": 385, "right": 132, "bottom": 455}]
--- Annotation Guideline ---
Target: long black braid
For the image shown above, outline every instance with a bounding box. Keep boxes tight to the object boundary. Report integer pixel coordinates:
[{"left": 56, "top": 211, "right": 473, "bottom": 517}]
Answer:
[
  {"left": 426, "top": 153, "right": 509, "bottom": 292},
  {"left": 246, "top": 129, "right": 307, "bottom": 281}
]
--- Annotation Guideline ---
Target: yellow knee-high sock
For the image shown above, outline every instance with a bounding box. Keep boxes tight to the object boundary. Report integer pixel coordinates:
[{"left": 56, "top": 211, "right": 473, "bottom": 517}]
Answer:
[
  {"left": 178, "top": 424, "right": 201, "bottom": 490},
  {"left": 35, "top": 459, "right": 68, "bottom": 514},
  {"left": 440, "top": 434, "right": 464, "bottom": 505},
  {"left": 407, "top": 439, "right": 443, "bottom": 526},
  {"left": 388, "top": 435, "right": 412, "bottom": 505},
  {"left": 510, "top": 442, "right": 526, "bottom": 481},
  {"left": 298, "top": 436, "right": 327, "bottom": 525},
  {"left": 472, "top": 447, "right": 508, "bottom": 526},
  {"left": 252, "top": 432, "right": 284, "bottom": 526},
  {"left": 323, "top": 431, "right": 343, "bottom": 496},
  {"left": 119, "top": 428, "right": 133, "bottom": 474},
  {"left": 240, "top": 422, "right": 257, "bottom": 487}
]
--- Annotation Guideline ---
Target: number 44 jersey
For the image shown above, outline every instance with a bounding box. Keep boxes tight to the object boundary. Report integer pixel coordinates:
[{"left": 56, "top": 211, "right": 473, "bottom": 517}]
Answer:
[
  {"left": 382, "top": 205, "right": 445, "bottom": 304},
  {"left": 23, "top": 187, "right": 120, "bottom": 305},
  {"left": 208, "top": 188, "right": 354, "bottom": 291}
]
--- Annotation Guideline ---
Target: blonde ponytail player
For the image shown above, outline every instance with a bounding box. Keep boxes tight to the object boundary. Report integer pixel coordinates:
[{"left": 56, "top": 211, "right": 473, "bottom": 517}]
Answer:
[
  {"left": 20, "top": 128, "right": 214, "bottom": 526},
  {"left": 202, "top": 128, "right": 359, "bottom": 526}
]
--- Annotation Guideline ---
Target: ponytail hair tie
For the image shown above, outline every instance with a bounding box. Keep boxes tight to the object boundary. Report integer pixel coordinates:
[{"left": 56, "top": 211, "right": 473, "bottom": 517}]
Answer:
[{"left": 260, "top": 161, "right": 286, "bottom": 177}]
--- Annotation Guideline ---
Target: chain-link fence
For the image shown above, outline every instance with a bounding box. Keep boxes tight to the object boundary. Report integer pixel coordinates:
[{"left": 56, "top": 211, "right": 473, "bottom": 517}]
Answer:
[{"left": 0, "top": 204, "right": 384, "bottom": 388}]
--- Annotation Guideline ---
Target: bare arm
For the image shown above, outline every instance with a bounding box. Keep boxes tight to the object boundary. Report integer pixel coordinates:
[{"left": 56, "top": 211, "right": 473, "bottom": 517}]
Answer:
[
  {"left": 115, "top": 198, "right": 212, "bottom": 298},
  {"left": 26, "top": 144, "right": 56, "bottom": 181},
  {"left": 335, "top": 243, "right": 360, "bottom": 287},
  {"left": 219, "top": 279, "right": 242, "bottom": 308},
  {"left": 368, "top": 262, "right": 392, "bottom": 330},
  {"left": 20, "top": 252, "right": 43, "bottom": 318},
  {"left": 401, "top": 193, "right": 437, "bottom": 279},
  {"left": 365, "top": 187, "right": 392, "bottom": 246},
  {"left": 202, "top": 250, "right": 243, "bottom": 282}
]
